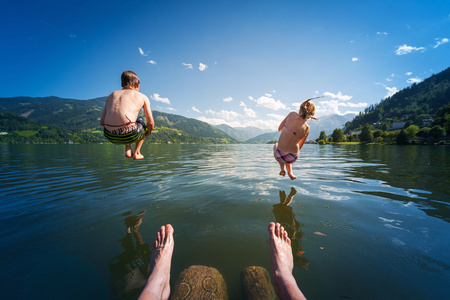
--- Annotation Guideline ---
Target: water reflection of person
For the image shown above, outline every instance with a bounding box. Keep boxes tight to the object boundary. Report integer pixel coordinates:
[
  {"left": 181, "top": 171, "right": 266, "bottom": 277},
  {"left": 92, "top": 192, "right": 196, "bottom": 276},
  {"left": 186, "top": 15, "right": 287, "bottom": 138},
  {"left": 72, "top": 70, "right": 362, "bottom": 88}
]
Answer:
[
  {"left": 109, "top": 211, "right": 151, "bottom": 299},
  {"left": 273, "top": 187, "right": 309, "bottom": 269}
]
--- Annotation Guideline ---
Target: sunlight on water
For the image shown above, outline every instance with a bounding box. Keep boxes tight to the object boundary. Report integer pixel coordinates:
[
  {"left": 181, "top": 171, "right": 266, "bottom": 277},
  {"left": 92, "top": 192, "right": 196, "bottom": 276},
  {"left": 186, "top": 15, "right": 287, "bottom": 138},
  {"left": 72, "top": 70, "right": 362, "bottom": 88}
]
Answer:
[{"left": 0, "top": 143, "right": 449, "bottom": 299}]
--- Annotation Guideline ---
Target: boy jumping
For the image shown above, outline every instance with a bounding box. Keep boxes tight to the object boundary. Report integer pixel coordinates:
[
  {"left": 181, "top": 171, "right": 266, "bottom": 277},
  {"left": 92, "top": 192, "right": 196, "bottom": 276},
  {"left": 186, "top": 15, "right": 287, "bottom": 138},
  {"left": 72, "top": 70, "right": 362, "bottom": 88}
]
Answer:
[{"left": 100, "top": 71, "right": 154, "bottom": 160}]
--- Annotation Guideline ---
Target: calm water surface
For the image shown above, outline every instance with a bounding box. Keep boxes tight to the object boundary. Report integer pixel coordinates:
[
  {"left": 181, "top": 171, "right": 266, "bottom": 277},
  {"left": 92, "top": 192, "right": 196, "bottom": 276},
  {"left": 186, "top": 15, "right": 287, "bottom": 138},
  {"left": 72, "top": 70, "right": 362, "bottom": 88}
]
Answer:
[{"left": 0, "top": 144, "right": 449, "bottom": 299}]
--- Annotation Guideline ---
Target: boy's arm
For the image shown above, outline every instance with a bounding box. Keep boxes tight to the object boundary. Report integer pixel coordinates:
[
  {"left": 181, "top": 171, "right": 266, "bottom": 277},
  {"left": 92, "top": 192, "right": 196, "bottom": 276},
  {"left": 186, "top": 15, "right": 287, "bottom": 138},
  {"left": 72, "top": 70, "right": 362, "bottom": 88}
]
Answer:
[
  {"left": 100, "top": 104, "right": 107, "bottom": 127},
  {"left": 142, "top": 95, "right": 154, "bottom": 136},
  {"left": 100, "top": 94, "right": 112, "bottom": 127}
]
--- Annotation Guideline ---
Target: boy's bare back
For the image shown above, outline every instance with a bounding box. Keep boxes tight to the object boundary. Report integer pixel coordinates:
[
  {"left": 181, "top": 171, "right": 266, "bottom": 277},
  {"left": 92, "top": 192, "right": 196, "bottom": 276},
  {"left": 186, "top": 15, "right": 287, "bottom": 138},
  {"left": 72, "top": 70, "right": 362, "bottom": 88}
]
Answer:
[{"left": 102, "top": 89, "right": 152, "bottom": 132}]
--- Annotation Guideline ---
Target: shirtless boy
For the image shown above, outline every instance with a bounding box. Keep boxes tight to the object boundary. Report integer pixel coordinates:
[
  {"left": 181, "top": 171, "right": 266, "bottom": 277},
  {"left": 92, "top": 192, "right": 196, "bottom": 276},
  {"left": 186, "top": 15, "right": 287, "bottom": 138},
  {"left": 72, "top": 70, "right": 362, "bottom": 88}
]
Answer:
[{"left": 100, "top": 71, "right": 154, "bottom": 160}]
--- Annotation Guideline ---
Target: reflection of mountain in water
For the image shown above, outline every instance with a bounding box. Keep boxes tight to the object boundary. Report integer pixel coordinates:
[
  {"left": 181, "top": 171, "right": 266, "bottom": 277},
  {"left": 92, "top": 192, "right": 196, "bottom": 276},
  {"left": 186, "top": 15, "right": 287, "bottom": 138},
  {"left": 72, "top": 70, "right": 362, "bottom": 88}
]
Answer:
[
  {"left": 273, "top": 187, "right": 309, "bottom": 269},
  {"left": 348, "top": 145, "right": 450, "bottom": 223}
]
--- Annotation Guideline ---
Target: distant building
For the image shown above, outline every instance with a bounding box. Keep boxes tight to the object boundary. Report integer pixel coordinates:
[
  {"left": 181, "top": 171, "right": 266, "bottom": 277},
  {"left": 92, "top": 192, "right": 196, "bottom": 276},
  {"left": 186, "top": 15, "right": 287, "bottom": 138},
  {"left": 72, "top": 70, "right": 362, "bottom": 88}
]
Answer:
[
  {"left": 389, "top": 122, "right": 406, "bottom": 130},
  {"left": 422, "top": 119, "right": 433, "bottom": 126}
]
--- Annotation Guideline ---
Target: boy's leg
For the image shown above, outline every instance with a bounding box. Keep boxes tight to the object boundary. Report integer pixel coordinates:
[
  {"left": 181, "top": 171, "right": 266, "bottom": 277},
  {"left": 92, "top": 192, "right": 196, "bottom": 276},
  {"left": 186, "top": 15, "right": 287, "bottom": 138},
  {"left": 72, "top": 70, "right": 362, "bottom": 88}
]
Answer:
[
  {"left": 133, "top": 139, "right": 145, "bottom": 160},
  {"left": 125, "top": 144, "right": 133, "bottom": 158}
]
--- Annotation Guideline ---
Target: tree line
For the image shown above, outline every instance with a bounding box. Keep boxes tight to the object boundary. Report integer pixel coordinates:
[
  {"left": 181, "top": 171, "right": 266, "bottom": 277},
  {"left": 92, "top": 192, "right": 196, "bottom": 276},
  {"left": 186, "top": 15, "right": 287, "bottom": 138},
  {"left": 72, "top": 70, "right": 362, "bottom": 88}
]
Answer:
[{"left": 316, "top": 102, "right": 449, "bottom": 145}]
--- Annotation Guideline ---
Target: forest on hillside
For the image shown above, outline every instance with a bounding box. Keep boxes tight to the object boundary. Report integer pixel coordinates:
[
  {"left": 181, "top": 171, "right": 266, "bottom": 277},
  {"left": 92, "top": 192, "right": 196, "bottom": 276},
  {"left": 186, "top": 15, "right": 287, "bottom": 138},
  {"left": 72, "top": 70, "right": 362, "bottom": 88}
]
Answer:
[{"left": 345, "top": 67, "right": 450, "bottom": 132}]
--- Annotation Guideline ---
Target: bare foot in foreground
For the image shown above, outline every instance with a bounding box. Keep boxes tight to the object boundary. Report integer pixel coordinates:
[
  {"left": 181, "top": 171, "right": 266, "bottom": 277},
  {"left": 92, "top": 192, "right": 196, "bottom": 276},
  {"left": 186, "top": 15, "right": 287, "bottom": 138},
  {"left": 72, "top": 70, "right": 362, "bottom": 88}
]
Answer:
[
  {"left": 269, "top": 222, "right": 306, "bottom": 300},
  {"left": 125, "top": 145, "right": 133, "bottom": 158},
  {"left": 288, "top": 173, "right": 297, "bottom": 180},
  {"left": 138, "top": 224, "right": 174, "bottom": 300}
]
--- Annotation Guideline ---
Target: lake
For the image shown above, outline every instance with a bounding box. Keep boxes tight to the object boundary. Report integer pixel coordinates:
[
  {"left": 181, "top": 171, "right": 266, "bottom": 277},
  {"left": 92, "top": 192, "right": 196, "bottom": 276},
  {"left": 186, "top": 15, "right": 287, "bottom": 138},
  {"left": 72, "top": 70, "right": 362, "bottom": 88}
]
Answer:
[{"left": 0, "top": 143, "right": 449, "bottom": 299}]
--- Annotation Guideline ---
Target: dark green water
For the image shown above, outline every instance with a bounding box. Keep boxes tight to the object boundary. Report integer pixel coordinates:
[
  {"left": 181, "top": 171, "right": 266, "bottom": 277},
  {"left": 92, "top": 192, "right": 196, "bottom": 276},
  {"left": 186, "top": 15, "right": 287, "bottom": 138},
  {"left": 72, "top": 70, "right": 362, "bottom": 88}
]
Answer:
[{"left": 0, "top": 144, "right": 449, "bottom": 299}]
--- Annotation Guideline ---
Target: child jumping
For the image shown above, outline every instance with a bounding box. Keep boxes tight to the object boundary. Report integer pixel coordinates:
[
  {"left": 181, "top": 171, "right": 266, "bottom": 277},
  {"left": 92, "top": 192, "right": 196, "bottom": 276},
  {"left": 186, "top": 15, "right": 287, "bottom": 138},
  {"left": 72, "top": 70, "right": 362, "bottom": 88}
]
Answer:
[
  {"left": 100, "top": 71, "right": 155, "bottom": 160},
  {"left": 274, "top": 98, "right": 317, "bottom": 180}
]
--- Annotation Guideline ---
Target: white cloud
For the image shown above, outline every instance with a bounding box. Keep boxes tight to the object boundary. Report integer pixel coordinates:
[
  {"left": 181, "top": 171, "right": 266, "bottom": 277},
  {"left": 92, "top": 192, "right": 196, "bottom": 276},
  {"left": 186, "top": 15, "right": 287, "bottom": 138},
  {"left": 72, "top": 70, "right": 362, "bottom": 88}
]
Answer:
[
  {"left": 405, "top": 72, "right": 413, "bottom": 76},
  {"left": 197, "top": 116, "right": 228, "bottom": 126},
  {"left": 223, "top": 97, "right": 233, "bottom": 102},
  {"left": 182, "top": 63, "right": 193, "bottom": 69},
  {"left": 150, "top": 93, "right": 171, "bottom": 105},
  {"left": 341, "top": 102, "right": 368, "bottom": 108},
  {"left": 255, "top": 95, "right": 287, "bottom": 110},
  {"left": 407, "top": 77, "right": 422, "bottom": 84},
  {"left": 199, "top": 63, "right": 208, "bottom": 71},
  {"left": 386, "top": 78, "right": 393, "bottom": 82},
  {"left": 244, "top": 107, "right": 257, "bottom": 118},
  {"left": 147, "top": 60, "right": 157, "bottom": 65},
  {"left": 352, "top": 57, "right": 359, "bottom": 62},
  {"left": 139, "top": 47, "right": 148, "bottom": 56},
  {"left": 197, "top": 116, "right": 279, "bottom": 130},
  {"left": 314, "top": 99, "right": 366, "bottom": 117},
  {"left": 192, "top": 106, "right": 201, "bottom": 113},
  {"left": 385, "top": 86, "right": 398, "bottom": 98},
  {"left": 248, "top": 96, "right": 254, "bottom": 101},
  {"left": 205, "top": 109, "right": 239, "bottom": 121},
  {"left": 239, "top": 101, "right": 246, "bottom": 107},
  {"left": 377, "top": 31, "right": 388, "bottom": 35},
  {"left": 69, "top": 34, "right": 77, "bottom": 38},
  {"left": 267, "top": 113, "right": 285, "bottom": 121},
  {"left": 395, "top": 44, "right": 425, "bottom": 55},
  {"left": 323, "top": 91, "right": 352, "bottom": 101},
  {"left": 375, "top": 82, "right": 399, "bottom": 99},
  {"left": 433, "top": 38, "right": 449, "bottom": 48}
]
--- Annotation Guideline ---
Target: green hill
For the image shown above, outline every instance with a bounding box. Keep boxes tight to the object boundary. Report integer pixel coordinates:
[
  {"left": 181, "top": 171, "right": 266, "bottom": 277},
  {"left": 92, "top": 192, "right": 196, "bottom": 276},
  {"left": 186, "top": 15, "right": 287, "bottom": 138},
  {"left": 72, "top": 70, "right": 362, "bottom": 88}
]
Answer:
[
  {"left": 0, "top": 112, "right": 104, "bottom": 143},
  {"left": 0, "top": 96, "right": 236, "bottom": 144},
  {"left": 345, "top": 67, "right": 450, "bottom": 132}
]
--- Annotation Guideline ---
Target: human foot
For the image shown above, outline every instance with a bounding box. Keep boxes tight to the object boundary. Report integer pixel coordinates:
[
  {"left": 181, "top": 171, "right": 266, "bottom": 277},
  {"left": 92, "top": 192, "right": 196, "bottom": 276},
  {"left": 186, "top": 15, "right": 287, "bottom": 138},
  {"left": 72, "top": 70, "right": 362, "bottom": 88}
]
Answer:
[
  {"left": 138, "top": 224, "right": 174, "bottom": 300},
  {"left": 268, "top": 222, "right": 306, "bottom": 300},
  {"left": 279, "top": 171, "right": 286, "bottom": 177},
  {"left": 288, "top": 173, "right": 297, "bottom": 180},
  {"left": 125, "top": 145, "right": 133, "bottom": 158},
  {"left": 133, "top": 153, "right": 145, "bottom": 160}
]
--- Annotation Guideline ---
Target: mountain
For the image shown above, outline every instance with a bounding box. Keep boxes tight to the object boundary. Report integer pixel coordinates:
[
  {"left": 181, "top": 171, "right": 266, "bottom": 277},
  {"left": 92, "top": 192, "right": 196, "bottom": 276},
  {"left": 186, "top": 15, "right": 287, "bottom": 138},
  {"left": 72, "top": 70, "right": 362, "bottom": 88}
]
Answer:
[
  {"left": 344, "top": 66, "right": 450, "bottom": 132},
  {"left": 0, "top": 111, "right": 104, "bottom": 144},
  {"left": 308, "top": 113, "right": 355, "bottom": 138},
  {"left": 214, "top": 124, "right": 271, "bottom": 141},
  {"left": 0, "top": 96, "right": 106, "bottom": 131},
  {"left": 0, "top": 96, "right": 236, "bottom": 144},
  {"left": 246, "top": 131, "right": 280, "bottom": 144},
  {"left": 246, "top": 113, "right": 355, "bottom": 143}
]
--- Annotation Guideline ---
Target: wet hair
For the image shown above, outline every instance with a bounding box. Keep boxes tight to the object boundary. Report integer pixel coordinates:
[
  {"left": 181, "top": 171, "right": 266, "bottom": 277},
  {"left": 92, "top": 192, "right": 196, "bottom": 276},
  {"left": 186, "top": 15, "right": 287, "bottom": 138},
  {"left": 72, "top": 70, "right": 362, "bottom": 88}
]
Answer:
[
  {"left": 121, "top": 70, "right": 140, "bottom": 88},
  {"left": 300, "top": 99, "right": 317, "bottom": 121}
]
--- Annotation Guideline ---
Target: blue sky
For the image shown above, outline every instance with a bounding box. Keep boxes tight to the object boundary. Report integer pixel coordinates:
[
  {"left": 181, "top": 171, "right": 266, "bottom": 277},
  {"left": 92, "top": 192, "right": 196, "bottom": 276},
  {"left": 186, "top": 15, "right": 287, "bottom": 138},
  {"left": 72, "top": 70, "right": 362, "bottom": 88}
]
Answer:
[{"left": 1, "top": 0, "right": 449, "bottom": 130}]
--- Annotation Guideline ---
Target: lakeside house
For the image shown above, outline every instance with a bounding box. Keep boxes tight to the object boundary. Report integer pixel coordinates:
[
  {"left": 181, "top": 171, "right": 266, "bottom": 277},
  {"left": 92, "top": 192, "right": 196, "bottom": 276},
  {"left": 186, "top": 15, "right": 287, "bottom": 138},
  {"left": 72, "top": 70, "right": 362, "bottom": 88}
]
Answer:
[{"left": 387, "top": 122, "right": 406, "bottom": 131}]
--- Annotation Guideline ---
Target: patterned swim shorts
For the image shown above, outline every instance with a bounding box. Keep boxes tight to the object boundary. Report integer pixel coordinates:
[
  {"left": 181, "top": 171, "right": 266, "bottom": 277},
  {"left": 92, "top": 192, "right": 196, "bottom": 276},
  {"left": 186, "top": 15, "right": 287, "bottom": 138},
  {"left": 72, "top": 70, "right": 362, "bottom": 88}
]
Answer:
[{"left": 274, "top": 148, "right": 299, "bottom": 164}]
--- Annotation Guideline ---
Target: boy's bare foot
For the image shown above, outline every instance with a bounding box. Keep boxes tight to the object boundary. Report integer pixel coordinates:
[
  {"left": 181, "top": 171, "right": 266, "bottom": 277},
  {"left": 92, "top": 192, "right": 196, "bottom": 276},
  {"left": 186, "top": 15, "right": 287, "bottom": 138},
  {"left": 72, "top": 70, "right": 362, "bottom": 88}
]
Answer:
[
  {"left": 279, "top": 171, "right": 286, "bottom": 177},
  {"left": 268, "top": 222, "right": 306, "bottom": 300},
  {"left": 288, "top": 173, "right": 297, "bottom": 180},
  {"left": 139, "top": 224, "right": 174, "bottom": 300},
  {"left": 125, "top": 145, "right": 133, "bottom": 158},
  {"left": 133, "top": 153, "right": 145, "bottom": 160}
]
